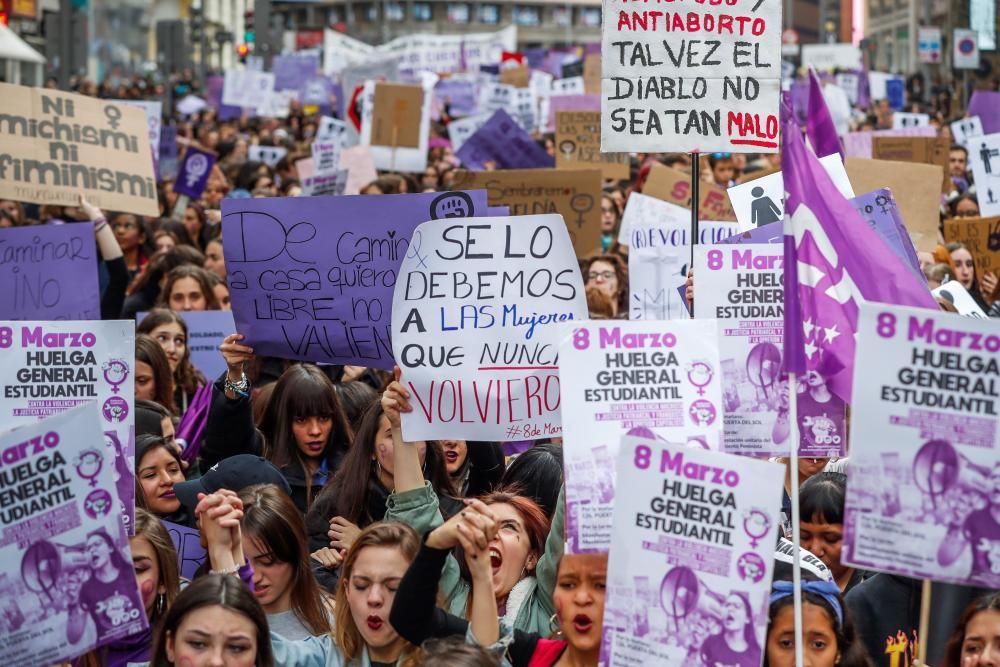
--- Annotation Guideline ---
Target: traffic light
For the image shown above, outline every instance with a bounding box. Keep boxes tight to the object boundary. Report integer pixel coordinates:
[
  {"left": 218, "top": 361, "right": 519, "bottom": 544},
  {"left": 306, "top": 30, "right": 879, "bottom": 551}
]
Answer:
[
  {"left": 190, "top": 4, "right": 204, "bottom": 42},
  {"left": 244, "top": 10, "right": 255, "bottom": 44},
  {"left": 237, "top": 42, "right": 251, "bottom": 63}
]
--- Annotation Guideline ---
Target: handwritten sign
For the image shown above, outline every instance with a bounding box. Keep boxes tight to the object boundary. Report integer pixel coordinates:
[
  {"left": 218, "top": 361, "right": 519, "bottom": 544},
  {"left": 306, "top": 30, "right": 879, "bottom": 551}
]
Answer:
[
  {"left": 559, "top": 320, "right": 723, "bottom": 552},
  {"left": 642, "top": 163, "right": 737, "bottom": 221},
  {"left": 393, "top": 214, "right": 587, "bottom": 441},
  {"left": 601, "top": 435, "right": 783, "bottom": 666},
  {"left": 0, "top": 404, "right": 147, "bottom": 665},
  {"left": 0, "top": 83, "right": 157, "bottom": 215},
  {"left": 843, "top": 303, "right": 1000, "bottom": 586},
  {"left": 601, "top": 0, "right": 781, "bottom": 153},
  {"left": 456, "top": 109, "right": 554, "bottom": 170},
  {"left": 163, "top": 521, "right": 209, "bottom": 580},
  {"left": 555, "top": 111, "right": 629, "bottom": 180},
  {"left": 451, "top": 168, "right": 603, "bottom": 257},
  {"left": 0, "top": 224, "right": 100, "bottom": 321},
  {"left": 943, "top": 216, "right": 1000, "bottom": 291},
  {"left": 221, "top": 191, "right": 488, "bottom": 369}
]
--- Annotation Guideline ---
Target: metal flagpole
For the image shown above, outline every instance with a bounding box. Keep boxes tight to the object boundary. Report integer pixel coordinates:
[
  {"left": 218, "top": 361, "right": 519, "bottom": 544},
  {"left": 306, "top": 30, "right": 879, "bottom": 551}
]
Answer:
[
  {"left": 788, "top": 372, "right": 805, "bottom": 667},
  {"left": 690, "top": 153, "right": 700, "bottom": 268}
]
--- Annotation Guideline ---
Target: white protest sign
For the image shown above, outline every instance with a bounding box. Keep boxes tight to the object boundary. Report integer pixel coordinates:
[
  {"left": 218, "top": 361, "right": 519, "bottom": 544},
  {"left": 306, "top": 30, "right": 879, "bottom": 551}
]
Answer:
[
  {"left": 393, "top": 215, "right": 587, "bottom": 441},
  {"left": 255, "top": 89, "right": 296, "bottom": 118},
  {"left": 478, "top": 82, "right": 516, "bottom": 116},
  {"left": 0, "top": 404, "right": 148, "bottom": 666},
  {"left": 843, "top": 303, "right": 1000, "bottom": 586},
  {"left": 513, "top": 87, "right": 537, "bottom": 133},
  {"left": 559, "top": 320, "right": 724, "bottom": 552},
  {"left": 892, "top": 112, "right": 930, "bottom": 129},
  {"left": 694, "top": 244, "right": 792, "bottom": 456},
  {"left": 120, "top": 100, "right": 162, "bottom": 166},
  {"left": 621, "top": 194, "right": 739, "bottom": 320},
  {"left": 727, "top": 153, "right": 855, "bottom": 230},
  {"left": 312, "top": 139, "right": 343, "bottom": 174},
  {"left": 222, "top": 69, "right": 275, "bottom": 109},
  {"left": 801, "top": 43, "right": 863, "bottom": 70},
  {"left": 968, "top": 133, "right": 1000, "bottom": 218},
  {"left": 600, "top": 435, "right": 784, "bottom": 666},
  {"left": 448, "top": 113, "right": 493, "bottom": 151},
  {"left": 552, "top": 76, "right": 585, "bottom": 95},
  {"left": 248, "top": 145, "right": 288, "bottom": 168},
  {"left": 302, "top": 167, "right": 349, "bottom": 197},
  {"left": 951, "top": 116, "right": 984, "bottom": 147},
  {"left": 316, "top": 115, "right": 348, "bottom": 143},
  {"left": 932, "top": 281, "right": 989, "bottom": 318},
  {"left": 0, "top": 320, "right": 136, "bottom": 532},
  {"left": 602, "top": 0, "right": 782, "bottom": 153},
  {"left": 359, "top": 81, "right": 432, "bottom": 172}
]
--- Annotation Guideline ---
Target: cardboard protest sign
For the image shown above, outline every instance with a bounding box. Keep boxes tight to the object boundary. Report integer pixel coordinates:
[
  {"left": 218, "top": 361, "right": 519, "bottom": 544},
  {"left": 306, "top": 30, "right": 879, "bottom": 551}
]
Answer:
[
  {"left": 392, "top": 214, "right": 587, "bottom": 441},
  {"left": 642, "top": 163, "right": 737, "bottom": 221},
  {"left": 968, "top": 91, "right": 1000, "bottom": 135},
  {"left": 500, "top": 65, "right": 530, "bottom": 88},
  {"left": 248, "top": 145, "right": 288, "bottom": 168},
  {"left": 951, "top": 116, "right": 984, "bottom": 147},
  {"left": 140, "top": 309, "right": 233, "bottom": 381},
  {"left": 583, "top": 54, "right": 601, "bottom": 94},
  {"left": 600, "top": 435, "right": 784, "bottom": 666},
  {"left": 842, "top": 126, "right": 938, "bottom": 159},
  {"left": 221, "top": 191, "right": 488, "bottom": 369},
  {"left": 727, "top": 154, "right": 854, "bottom": 230},
  {"left": 547, "top": 93, "right": 601, "bottom": 130},
  {"left": 943, "top": 216, "right": 1000, "bottom": 291},
  {"left": 0, "top": 224, "right": 100, "bottom": 321},
  {"left": 845, "top": 158, "right": 943, "bottom": 252},
  {"left": 222, "top": 69, "right": 275, "bottom": 109},
  {"left": 843, "top": 303, "right": 1000, "bottom": 587},
  {"left": 559, "top": 320, "right": 723, "bottom": 552},
  {"left": 851, "top": 189, "right": 923, "bottom": 280},
  {"left": 338, "top": 145, "right": 378, "bottom": 195},
  {"left": 173, "top": 144, "right": 216, "bottom": 199},
  {"left": 967, "top": 133, "right": 1000, "bottom": 218},
  {"left": 623, "top": 194, "right": 739, "bottom": 320},
  {"left": 932, "top": 281, "right": 989, "bottom": 318},
  {"left": 0, "top": 319, "right": 136, "bottom": 531},
  {"left": 360, "top": 81, "right": 431, "bottom": 172},
  {"left": 555, "top": 111, "right": 630, "bottom": 181},
  {"left": 456, "top": 109, "right": 554, "bottom": 171},
  {"left": 164, "top": 521, "right": 209, "bottom": 580},
  {"left": 0, "top": 83, "right": 157, "bottom": 216},
  {"left": 601, "top": 0, "right": 781, "bottom": 153},
  {"left": 0, "top": 404, "right": 147, "bottom": 665},
  {"left": 872, "top": 136, "right": 950, "bottom": 192},
  {"left": 371, "top": 84, "right": 424, "bottom": 148},
  {"left": 451, "top": 168, "right": 603, "bottom": 257},
  {"left": 892, "top": 112, "right": 930, "bottom": 129}
]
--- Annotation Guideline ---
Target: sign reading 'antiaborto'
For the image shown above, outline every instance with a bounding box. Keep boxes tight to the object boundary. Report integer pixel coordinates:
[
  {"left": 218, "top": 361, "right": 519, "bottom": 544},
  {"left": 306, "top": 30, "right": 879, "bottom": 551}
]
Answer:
[
  {"left": 0, "top": 82, "right": 158, "bottom": 215},
  {"left": 393, "top": 215, "right": 587, "bottom": 441},
  {"left": 601, "top": 0, "right": 782, "bottom": 153}
]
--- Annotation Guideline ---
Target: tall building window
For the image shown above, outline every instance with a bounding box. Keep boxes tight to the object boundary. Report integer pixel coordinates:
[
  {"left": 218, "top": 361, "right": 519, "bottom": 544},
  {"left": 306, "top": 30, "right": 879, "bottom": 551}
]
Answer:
[
  {"left": 412, "top": 2, "right": 433, "bottom": 21},
  {"left": 479, "top": 3, "right": 500, "bottom": 24},
  {"left": 552, "top": 6, "right": 571, "bottom": 26},
  {"left": 579, "top": 7, "right": 601, "bottom": 27},
  {"left": 513, "top": 5, "right": 540, "bottom": 26},
  {"left": 385, "top": 2, "right": 404, "bottom": 21},
  {"left": 365, "top": 4, "right": 379, "bottom": 21},
  {"left": 447, "top": 3, "right": 470, "bottom": 23}
]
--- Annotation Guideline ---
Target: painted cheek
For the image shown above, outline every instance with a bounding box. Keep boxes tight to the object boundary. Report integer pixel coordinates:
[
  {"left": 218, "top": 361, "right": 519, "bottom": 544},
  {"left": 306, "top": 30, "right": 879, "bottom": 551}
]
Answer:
[{"left": 140, "top": 578, "right": 155, "bottom": 605}]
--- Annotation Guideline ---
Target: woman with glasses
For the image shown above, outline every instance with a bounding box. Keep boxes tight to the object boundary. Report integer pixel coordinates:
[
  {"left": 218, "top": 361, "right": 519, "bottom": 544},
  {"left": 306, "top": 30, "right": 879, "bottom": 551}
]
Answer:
[
  {"left": 109, "top": 213, "right": 153, "bottom": 283},
  {"left": 581, "top": 254, "right": 628, "bottom": 319}
]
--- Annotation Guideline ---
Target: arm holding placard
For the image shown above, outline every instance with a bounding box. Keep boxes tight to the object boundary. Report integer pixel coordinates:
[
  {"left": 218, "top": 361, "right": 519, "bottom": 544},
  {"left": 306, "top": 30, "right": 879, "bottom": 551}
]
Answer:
[
  {"left": 200, "top": 334, "right": 264, "bottom": 471},
  {"left": 80, "top": 194, "right": 129, "bottom": 319}
]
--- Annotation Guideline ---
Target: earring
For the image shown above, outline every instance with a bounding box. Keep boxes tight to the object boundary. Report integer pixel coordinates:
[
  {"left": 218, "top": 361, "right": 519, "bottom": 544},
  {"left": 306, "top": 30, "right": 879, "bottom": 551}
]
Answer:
[
  {"left": 155, "top": 592, "right": 165, "bottom": 616},
  {"left": 549, "top": 613, "right": 563, "bottom": 638}
]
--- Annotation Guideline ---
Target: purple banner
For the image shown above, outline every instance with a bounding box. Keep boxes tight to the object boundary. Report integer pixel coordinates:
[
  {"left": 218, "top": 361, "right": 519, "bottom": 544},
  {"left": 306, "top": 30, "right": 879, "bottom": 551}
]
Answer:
[
  {"left": 456, "top": 109, "right": 554, "bottom": 170},
  {"left": 273, "top": 52, "right": 320, "bottom": 91},
  {"left": 173, "top": 145, "right": 217, "bottom": 199},
  {"left": 968, "top": 91, "right": 1000, "bottom": 135},
  {"left": 221, "top": 190, "right": 489, "bottom": 368},
  {"left": 0, "top": 224, "right": 100, "bottom": 320}
]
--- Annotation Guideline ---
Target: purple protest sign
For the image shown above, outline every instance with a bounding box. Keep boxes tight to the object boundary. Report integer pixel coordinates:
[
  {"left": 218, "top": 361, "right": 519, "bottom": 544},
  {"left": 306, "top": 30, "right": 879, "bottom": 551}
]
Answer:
[
  {"left": 0, "top": 224, "right": 100, "bottom": 320},
  {"left": 722, "top": 221, "right": 783, "bottom": 245},
  {"left": 272, "top": 52, "right": 320, "bottom": 91},
  {"left": 849, "top": 189, "right": 923, "bottom": 280},
  {"left": 164, "top": 521, "right": 209, "bottom": 579},
  {"left": 790, "top": 81, "right": 809, "bottom": 124},
  {"left": 174, "top": 145, "right": 217, "bottom": 199},
  {"left": 221, "top": 190, "right": 488, "bottom": 368},
  {"left": 433, "top": 78, "right": 478, "bottom": 117},
  {"left": 456, "top": 109, "right": 555, "bottom": 170},
  {"left": 206, "top": 75, "right": 244, "bottom": 121},
  {"left": 158, "top": 124, "right": 179, "bottom": 179},
  {"left": 968, "top": 91, "right": 1000, "bottom": 135}
]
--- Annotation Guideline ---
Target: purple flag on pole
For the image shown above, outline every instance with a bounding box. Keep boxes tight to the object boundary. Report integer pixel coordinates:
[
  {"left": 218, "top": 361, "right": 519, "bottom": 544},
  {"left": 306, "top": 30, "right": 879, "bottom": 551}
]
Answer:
[
  {"left": 781, "top": 118, "right": 937, "bottom": 402},
  {"left": 806, "top": 69, "right": 844, "bottom": 160},
  {"left": 174, "top": 145, "right": 217, "bottom": 199}
]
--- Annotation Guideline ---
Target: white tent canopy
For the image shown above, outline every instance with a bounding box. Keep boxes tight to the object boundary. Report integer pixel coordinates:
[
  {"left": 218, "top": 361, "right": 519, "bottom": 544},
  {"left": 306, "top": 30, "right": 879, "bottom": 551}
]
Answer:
[{"left": 0, "top": 23, "right": 45, "bottom": 64}]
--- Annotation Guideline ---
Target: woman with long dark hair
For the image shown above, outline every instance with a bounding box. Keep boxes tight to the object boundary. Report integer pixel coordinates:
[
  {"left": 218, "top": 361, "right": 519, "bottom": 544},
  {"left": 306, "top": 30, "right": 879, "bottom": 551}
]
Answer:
[
  {"left": 138, "top": 309, "right": 206, "bottom": 416},
  {"left": 77, "top": 529, "right": 146, "bottom": 644},
  {"left": 158, "top": 265, "right": 222, "bottom": 312},
  {"left": 942, "top": 592, "right": 1000, "bottom": 667},
  {"left": 136, "top": 333, "right": 177, "bottom": 415}
]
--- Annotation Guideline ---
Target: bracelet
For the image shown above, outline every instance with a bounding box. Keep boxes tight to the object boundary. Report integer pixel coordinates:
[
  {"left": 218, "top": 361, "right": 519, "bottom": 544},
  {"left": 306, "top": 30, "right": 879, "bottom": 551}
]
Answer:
[
  {"left": 224, "top": 371, "right": 250, "bottom": 398},
  {"left": 210, "top": 565, "right": 240, "bottom": 576}
]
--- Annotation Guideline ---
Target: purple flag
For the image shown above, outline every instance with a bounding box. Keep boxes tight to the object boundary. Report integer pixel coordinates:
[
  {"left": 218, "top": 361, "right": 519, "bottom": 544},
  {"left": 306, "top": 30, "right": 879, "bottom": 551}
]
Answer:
[
  {"left": 806, "top": 69, "right": 844, "bottom": 160},
  {"left": 221, "top": 190, "right": 489, "bottom": 369},
  {"left": 0, "top": 224, "right": 100, "bottom": 320},
  {"left": 456, "top": 109, "right": 555, "bottom": 170},
  {"left": 781, "top": 119, "right": 937, "bottom": 402},
  {"left": 174, "top": 145, "right": 217, "bottom": 199}
]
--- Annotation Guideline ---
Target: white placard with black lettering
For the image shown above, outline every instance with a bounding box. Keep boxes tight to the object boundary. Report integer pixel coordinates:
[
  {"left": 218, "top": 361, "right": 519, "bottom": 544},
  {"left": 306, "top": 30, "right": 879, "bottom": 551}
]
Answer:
[
  {"left": 968, "top": 132, "right": 1000, "bottom": 217},
  {"left": 951, "top": 116, "right": 984, "bottom": 147}
]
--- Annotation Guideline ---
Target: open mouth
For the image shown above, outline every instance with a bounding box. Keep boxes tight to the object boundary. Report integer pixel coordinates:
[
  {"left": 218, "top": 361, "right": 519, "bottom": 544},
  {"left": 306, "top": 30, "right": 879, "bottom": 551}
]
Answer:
[
  {"left": 254, "top": 586, "right": 269, "bottom": 599},
  {"left": 444, "top": 451, "right": 459, "bottom": 463},
  {"left": 305, "top": 441, "right": 325, "bottom": 453},
  {"left": 489, "top": 548, "right": 502, "bottom": 575},
  {"left": 366, "top": 615, "right": 384, "bottom": 631},
  {"left": 573, "top": 614, "right": 593, "bottom": 633}
]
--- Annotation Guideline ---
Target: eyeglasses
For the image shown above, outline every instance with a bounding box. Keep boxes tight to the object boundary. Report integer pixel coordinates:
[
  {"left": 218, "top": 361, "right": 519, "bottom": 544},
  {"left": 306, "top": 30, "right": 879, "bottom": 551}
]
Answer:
[{"left": 588, "top": 271, "right": 615, "bottom": 281}]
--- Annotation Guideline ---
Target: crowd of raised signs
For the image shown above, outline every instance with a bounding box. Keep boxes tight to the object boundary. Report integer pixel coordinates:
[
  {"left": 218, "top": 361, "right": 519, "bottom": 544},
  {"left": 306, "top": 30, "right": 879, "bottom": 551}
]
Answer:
[{"left": 0, "top": 57, "right": 999, "bottom": 667}]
